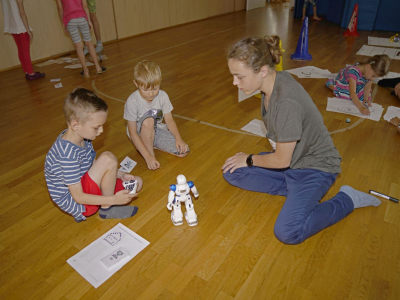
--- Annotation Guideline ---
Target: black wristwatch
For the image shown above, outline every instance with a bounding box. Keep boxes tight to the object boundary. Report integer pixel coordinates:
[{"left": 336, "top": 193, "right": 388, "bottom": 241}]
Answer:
[{"left": 246, "top": 154, "right": 254, "bottom": 168}]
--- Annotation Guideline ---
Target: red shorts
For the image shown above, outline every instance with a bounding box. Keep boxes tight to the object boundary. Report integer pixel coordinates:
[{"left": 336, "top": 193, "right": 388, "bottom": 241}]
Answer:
[{"left": 80, "top": 172, "right": 125, "bottom": 217}]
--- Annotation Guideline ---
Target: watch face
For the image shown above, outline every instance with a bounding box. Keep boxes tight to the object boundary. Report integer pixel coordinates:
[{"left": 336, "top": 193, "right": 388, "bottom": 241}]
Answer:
[{"left": 246, "top": 155, "right": 253, "bottom": 167}]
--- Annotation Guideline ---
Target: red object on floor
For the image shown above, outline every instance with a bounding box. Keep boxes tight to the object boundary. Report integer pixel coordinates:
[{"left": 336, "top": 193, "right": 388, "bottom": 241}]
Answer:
[{"left": 343, "top": 4, "right": 359, "bottom": 37}]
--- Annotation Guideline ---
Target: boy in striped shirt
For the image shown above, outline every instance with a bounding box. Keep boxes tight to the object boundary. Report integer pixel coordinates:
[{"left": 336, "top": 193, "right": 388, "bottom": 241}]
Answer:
[{"left": 45, "top": 88, "right": 143, "bottom": 222}]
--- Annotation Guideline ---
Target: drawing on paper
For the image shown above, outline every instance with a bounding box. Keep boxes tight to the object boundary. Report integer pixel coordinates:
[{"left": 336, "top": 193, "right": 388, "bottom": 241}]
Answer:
[{"left": 103, "top": 232, "right": 122, "bottom": 246}]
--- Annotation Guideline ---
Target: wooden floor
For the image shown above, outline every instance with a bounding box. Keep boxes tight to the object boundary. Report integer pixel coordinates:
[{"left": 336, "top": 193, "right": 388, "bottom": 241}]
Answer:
[{"left": 1, "top": 3, "right": 400, "bottom": 300}]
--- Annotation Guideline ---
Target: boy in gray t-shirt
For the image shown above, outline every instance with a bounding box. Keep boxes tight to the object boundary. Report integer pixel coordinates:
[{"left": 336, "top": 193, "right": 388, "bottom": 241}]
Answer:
[{"left": 124, "top": 61, "right": 189, "bottom": 170}]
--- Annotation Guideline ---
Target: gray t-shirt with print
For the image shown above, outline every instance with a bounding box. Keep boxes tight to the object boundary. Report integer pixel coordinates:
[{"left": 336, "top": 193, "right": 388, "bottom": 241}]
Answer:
[
  {"left": 124, "top": 89, "right": 173, "bottom": 124},
  {"left": 261, "top": 71, "right": 341, "bottom": 174}
]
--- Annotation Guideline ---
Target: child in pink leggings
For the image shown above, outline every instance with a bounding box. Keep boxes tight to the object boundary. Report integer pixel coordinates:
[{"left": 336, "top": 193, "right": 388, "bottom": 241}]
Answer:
[{"left": 1, "top": 0, "right": 45, "bottom": 80}]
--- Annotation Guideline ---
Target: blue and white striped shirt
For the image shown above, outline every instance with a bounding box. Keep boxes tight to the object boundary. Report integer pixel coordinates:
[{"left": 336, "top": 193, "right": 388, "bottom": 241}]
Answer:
[{"left": 44, "top": 130, "right": 96, "bottom": 222}]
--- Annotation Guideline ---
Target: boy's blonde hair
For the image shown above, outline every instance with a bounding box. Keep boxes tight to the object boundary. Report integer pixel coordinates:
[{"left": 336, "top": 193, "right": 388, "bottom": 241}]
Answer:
[
  {"left": 134, "top": 60, "right": 162, "bottom": 88},
  {"left": 227, "top": 36, "right": 283, "bottom": 72},
  {"left": 359, "top": 54, "right": 391, "bottom": 77},
  {"left": 64, "top": 88, "right": 108, "bottom": 124}
]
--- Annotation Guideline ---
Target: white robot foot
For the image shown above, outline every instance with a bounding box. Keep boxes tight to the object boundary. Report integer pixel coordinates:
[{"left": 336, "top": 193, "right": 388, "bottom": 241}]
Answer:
[
  {"left": 171, "top": 212, "right": 184, "bottom": 226},
  {"left": 185, "top": 212, "right": 198, "bottom": 227}
]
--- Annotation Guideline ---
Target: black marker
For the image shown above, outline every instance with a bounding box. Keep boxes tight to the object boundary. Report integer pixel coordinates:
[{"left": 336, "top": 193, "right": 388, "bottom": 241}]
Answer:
[{"left": 369, "top": 190, "right": 399, "bottom": 203}]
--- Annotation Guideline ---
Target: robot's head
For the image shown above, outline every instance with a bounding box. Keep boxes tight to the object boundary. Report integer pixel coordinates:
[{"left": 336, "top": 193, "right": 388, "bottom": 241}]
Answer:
[{"left": 176, "top": 174, "right": 187, "bottom": 185}]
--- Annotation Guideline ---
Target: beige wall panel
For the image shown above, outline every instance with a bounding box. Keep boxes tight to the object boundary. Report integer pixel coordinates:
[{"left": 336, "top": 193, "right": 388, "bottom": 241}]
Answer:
[
  {"left": 114, "top": 0, "right": 170, "bottom": 39},
  {"left": 210, "top": 0, "right": 235, "bottom": 16},
  {"left": 169, "top": 0, "right": 207, "bottom": 26},
  {"left": 93, "top": 0, "right": 117, "bottom": 42},
  {"left": 0, "top": 0, "right": 116, "bottom": 71},
  {"left": 26, "top": 0, "right": 75, "bottom": 62},
  {"left": 235, "top": 0, "right": 246, "bottom": 11},
  {"left": 169, "top": 0, "right": 235, "bottom": 27}
]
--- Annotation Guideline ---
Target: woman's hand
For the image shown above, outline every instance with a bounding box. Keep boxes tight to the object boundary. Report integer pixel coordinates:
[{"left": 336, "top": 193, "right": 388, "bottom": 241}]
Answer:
[{"left": 222, "top": 152, "right": 248, "bottom": 173}]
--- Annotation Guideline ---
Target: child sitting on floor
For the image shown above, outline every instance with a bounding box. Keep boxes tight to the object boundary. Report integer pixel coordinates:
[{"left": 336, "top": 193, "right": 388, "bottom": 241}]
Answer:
[
  {"left": 326, "top": 54, "right": 390, "bottom": 115},
  {"left": 124, "top": 60, "right": 189, "bottom": 171},
  {"left": 45, "top": 88, "right": 143, "bottom": 222}
]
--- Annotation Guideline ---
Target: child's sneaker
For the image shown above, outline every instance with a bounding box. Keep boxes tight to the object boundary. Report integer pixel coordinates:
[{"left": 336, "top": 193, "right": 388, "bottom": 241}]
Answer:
[
  {"left": 95, "top": 43, "right": 103, "bottom": 53},
  {"left": 83, "top": 46, "right": 89, "bottom": 55},
  {"left": 25, "top": 72, "right": 45, "bottom": 81}
]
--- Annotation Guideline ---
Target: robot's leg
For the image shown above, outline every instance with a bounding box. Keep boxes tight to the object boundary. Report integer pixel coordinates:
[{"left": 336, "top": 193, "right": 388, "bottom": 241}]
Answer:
[
  {"left": 184, "top": 196, "right": 198, "bottom": 226},
  {"left": 171, "top": 202, "right": 184, "bottom": 226}
]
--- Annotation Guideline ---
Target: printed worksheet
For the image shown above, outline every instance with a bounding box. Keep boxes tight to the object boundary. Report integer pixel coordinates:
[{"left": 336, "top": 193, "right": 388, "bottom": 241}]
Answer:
[
  {"left": 67, "top": 223, "right": 150, "bottom": 288},
  {"left": 357, "top": 45, "right": 400, "bottom": 60},
  {"left": 368, "top": 36, "right": 400, "bottom": 48},
  {"left": 326, "top": 97, "right": 384, "bottom": 121}
]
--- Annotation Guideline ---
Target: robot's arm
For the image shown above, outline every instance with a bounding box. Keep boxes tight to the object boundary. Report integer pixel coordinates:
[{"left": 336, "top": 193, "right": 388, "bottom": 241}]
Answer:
[
  {"left": 167, "top": 185, "right": 176, "bottom": 210},
  {"left": 188, "top": 181, "right": 199, "bottom": 198}
]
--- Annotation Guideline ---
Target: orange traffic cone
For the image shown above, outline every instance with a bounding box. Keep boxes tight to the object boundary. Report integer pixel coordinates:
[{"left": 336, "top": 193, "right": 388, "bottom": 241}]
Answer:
[{"left": 343, "top": 4, "right": 359, "bottom": 37}]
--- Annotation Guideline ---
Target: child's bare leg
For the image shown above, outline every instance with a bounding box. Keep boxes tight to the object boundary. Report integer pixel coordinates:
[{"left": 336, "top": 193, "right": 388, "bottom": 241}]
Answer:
[
  {"left": 74, "top": 41, "right": 89, "bottom": 77},
  {"left": 88, "top": 151, "right": 118, "bottom": 198},
  {"left": 140, "top": 118, "right": 156, "bottom": 157},
  {"left": 90, "top": 13, "right": 101, "bottom": 43},
  {"left": 88, "top": 152, "right": 139, "bottom": 219},
  {"left": 84, "top": 40, "right": 102, "bottom": 72},
  {"left": 134, "top": 176, "right": 143, "bottom": 192},
  {"left": 313, "top": 7, "right": 321, "bottom": 20}
]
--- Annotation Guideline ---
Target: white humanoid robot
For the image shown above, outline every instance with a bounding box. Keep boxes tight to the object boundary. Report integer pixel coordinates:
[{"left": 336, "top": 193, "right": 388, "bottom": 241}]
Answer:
[{"left": 167, "top": 174, "right": 199, "bottom": 226}]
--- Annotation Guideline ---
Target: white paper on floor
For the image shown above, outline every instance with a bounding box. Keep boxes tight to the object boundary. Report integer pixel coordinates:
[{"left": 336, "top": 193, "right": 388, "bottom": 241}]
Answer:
[
  {"left": 368, "top": 37, "right": 400, "bottom": 48},
  {"left": 383, "top": 106, "right": 400, "bottom": 122},
  {"left": 372, "top": 71, "right": 400, "bottom": 83},
  {"left": 67, "top": 223, "right": 150, "bottom": 288},
  {"left": 241, "top": 119, "right": 267, "bottom": 137},
  {"left": 238, "top": 88, "right": 260, "bottom": 102},
  {"left": 64, "top": 62, "right": 94, "bottom": 69},
  {"left": 326, "top": 97, "right": 384, "bottom": 121},
  {"left": 357, "top": 45, "right": 400, "bottom": 60},
  {"left": 286, "top": 66, "right": 333, "bottom": 78}
]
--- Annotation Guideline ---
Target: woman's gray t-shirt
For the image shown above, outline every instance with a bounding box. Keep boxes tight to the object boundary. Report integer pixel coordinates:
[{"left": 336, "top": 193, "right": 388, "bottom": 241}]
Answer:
[{"left": 261, "top": 71, "right": 341, "bottom": 174}]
